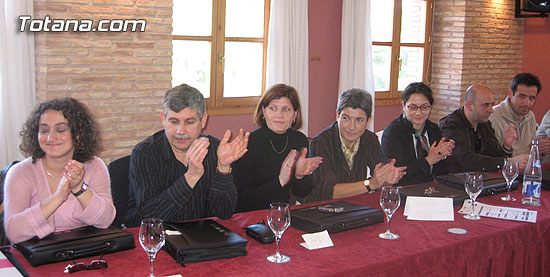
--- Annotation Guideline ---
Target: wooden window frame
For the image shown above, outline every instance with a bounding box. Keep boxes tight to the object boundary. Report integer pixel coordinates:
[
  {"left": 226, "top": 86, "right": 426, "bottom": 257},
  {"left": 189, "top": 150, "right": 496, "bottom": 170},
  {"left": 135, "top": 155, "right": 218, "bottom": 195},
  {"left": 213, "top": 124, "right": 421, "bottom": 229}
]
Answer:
[
  {"left": 172, "top": 0, "right": 271, "bottom": 115},
  {"left": 374, "top": 0, "right": 434, "bottom": 106}
]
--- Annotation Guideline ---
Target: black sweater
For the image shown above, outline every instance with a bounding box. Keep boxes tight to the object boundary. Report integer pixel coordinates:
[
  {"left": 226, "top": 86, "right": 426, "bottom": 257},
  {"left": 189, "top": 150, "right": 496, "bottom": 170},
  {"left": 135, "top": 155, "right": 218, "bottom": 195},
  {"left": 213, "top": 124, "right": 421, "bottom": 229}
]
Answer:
[
  {"left": 382, "top": 115, "right": 449, "bottom": 186},
  {"left": 232, "top": 126, "right": 312, "bottom": 212}
]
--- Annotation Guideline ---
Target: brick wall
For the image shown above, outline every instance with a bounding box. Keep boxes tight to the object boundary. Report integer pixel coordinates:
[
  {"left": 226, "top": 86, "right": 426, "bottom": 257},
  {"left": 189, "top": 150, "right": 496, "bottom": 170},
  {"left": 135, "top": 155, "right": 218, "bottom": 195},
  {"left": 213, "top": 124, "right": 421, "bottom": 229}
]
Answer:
[
  {"left": 34, "top": 0, "right": 173, "bottom": 163},
  {"left": 430, "top": 0, "right": 523, "bottom": 122}
]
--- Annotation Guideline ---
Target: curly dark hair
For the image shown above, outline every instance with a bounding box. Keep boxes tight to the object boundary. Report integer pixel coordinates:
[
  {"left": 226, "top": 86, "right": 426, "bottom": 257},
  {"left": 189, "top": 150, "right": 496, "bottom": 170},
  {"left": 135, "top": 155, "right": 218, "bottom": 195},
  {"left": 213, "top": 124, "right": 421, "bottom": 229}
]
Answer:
[{"left": 19, "top": 98, "right": 102, "bottom": 163}]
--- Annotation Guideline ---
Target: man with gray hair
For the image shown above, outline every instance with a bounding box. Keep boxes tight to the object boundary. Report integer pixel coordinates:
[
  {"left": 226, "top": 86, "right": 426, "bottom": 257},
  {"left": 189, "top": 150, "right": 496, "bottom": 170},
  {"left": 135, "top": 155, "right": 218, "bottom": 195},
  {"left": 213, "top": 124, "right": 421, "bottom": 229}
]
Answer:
[
  {"left": 307, "top": 88, "right": 406, "bottom": 202},
  {"left": 125, "top": 84, "right": 249, "bottom": 227}
]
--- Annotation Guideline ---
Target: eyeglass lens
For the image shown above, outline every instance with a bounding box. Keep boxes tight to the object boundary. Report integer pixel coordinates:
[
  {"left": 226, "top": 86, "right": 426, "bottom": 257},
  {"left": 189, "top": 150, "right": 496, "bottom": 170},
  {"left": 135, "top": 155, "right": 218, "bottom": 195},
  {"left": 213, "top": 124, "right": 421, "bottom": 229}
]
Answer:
[
  {"left": 407, "top": 104, "right": 431, "bottom": 111},
  {"left": 65, "top": 257, "right": 108, "bottom": 273}
]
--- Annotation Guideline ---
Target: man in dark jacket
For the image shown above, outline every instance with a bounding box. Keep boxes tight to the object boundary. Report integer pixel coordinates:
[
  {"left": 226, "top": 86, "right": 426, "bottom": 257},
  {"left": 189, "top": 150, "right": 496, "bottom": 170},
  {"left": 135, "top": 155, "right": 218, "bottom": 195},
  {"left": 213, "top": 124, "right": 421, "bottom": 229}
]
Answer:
[{"left": 439, "top": 83, "right": 528, "bottom": 172}]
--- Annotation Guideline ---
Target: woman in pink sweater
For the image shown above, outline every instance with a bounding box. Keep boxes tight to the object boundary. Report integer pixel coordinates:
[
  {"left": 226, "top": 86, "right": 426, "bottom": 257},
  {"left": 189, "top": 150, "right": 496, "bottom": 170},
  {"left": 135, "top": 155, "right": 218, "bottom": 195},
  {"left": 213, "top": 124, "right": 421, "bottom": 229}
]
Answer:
[{"left": 4, "top": 98, "right": 115, "bottom": 243}]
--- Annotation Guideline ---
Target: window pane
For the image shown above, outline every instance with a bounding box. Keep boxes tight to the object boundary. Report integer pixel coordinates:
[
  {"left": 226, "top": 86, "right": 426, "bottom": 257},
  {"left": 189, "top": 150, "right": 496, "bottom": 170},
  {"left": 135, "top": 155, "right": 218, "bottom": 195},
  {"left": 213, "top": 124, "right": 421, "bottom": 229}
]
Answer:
[
  {"left": 370, "top": 0, "right": 394, "bottom": 42},
  {"left": 173, "top": 0, "right": 212, "bottom": 36},
  {"left": 224, "top": 42, "right": 263, "bottom": 97},
  {"left": 372, "top": 45, "right": 392, "bottom": 91},
  {"left": 172, "top": 40, "right": 211, "bottom": 98},
  {"left": 400, "top": 0, "right": 427, "bottom": 44},
  {"left": 225, "top": 0, "right": 265, "bottom": 38},
  {"left": 397, "top": 47, "right": 424, "bottom": 91}
]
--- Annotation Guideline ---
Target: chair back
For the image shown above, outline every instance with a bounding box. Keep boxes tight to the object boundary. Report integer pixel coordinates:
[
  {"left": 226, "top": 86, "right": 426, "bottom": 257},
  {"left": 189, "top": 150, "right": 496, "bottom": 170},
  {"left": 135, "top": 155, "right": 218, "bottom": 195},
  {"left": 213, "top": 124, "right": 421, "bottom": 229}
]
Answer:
[
  {"left": 108, "top": 155, "right": 131, "bottom": 228},
  {"left": 0, "top": 160, "right": 20, "bottom": 245}
]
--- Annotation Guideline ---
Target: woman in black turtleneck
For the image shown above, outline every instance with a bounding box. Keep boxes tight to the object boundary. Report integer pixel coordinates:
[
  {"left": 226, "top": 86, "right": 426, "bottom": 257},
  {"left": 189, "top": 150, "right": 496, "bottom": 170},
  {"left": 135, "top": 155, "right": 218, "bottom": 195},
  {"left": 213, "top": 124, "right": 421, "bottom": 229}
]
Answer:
[
  {"left": 232, "top": 84, "right": 323, "bottom": 212},
  {"left": 381, "top": 82, "right": 454, "bottom": 186}
]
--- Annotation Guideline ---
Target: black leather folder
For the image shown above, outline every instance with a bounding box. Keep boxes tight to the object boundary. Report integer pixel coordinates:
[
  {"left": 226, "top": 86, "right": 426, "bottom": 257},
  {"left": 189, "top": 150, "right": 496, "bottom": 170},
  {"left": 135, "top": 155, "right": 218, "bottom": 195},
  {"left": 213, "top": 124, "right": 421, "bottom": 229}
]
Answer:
[
  {"left": 399, "top": 181, "right": 469, "bottom": 207},
  {"left": 290, "top": 201, "right": 384, "bottom": 234},
  {"left": 436, "top": 171, "right": 518, "bottom": 196},
  {"left": 14, "top": 226, "right": 135, "bottom": 266},
  {"left": 164, "top": 219, "right": 247, "bottom": 265}
]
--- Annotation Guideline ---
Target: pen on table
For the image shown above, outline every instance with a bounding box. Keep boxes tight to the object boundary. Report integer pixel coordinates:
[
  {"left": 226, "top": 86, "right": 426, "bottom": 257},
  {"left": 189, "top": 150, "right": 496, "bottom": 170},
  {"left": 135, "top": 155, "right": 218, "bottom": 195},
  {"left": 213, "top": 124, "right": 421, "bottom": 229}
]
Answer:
[{"left": 0, "top": 246, "right": 29, "bottom": 277}]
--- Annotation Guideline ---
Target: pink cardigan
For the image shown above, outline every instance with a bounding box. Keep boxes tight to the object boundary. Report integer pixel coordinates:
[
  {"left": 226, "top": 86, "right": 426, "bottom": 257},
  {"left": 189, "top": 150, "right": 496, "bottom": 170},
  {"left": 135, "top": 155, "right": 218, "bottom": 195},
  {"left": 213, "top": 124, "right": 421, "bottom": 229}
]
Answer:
[{"left": 4, "top": 157, "right": 116, "bottom": 243}]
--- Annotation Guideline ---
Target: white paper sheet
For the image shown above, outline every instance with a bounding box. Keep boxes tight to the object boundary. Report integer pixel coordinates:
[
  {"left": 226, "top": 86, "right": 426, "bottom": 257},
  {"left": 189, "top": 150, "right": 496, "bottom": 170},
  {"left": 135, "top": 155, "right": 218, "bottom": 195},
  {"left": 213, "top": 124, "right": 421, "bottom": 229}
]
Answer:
[
  {"left": 404, "top": 196, "right": 455, "bottom": 221},
  {"left": 459, "top": 200, "right": 537, "bottom": 223}
]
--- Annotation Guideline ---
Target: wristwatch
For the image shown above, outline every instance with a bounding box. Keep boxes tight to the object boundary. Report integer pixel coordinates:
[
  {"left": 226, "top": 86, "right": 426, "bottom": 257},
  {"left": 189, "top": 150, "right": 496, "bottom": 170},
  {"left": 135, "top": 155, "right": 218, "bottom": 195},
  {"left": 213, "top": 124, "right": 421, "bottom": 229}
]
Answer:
[
  {"left": 364, "top": 179, "right": 375, "bottom": 194},
  {"left": 216, "top": 166, "right": 232, "bottom": 176},
  {"left": 72, "top": 181, "right": 88, "bottom": 197}
]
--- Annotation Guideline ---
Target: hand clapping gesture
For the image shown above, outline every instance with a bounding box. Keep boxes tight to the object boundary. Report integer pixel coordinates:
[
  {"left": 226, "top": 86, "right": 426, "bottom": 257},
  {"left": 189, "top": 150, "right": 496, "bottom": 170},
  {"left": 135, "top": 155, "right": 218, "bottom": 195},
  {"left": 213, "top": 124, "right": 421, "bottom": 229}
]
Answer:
[
  {"left": 45, "top": 159, "right": 88, "bottom": 219},
  {"left": 294, "top": 148, "right": 323, "bottom": 179},
  {"left": 52, "top": 160, "right": 85, "bottom": 202},
  {"left": 184, "top": 137, "right": 210, "bottom": 188},
  {"left": 279, "top": 150, "right": 298, "bottom": 187},
  {"left": 425, "top": 138, "right": 455, "bottom": 165},
  {"left": 370, "top": 159, "right": 406, "bottom": 190},
  {"left": 64, "top": 160, "right": 85, "bottom": 194},
  {"left": 278, "top": 148, "right": 323, "bottom": 187},
  {"left": 503, "top": 124, "right": 518, "bottom": 150},
  {"left": 216, "top": 128, "right": 250, "bottom": 172}
]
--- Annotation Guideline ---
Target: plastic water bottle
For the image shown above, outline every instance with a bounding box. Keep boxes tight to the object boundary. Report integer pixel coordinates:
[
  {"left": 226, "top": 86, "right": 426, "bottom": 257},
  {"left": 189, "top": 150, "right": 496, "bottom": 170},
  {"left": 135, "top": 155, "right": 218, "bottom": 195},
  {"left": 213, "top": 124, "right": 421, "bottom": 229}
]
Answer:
[{"left": 522, "top": 139, "right": 542, "bottom": 206}]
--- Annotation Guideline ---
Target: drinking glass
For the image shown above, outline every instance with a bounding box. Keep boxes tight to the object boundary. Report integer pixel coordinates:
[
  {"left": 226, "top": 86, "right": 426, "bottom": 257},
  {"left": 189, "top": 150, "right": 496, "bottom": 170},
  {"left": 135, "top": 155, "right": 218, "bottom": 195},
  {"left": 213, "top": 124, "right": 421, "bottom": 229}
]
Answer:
[
  {"left": 378, "top": 186, "right": 401, "bottom": 240},
  {"left": 464, "top": 172, "right": 484, "bottom": 220},
  {"left": 266, "top": 202, "right": 291, "bottom": 263},
  {"left": 139, "top": 218, "right": 165, "bottom": 277},
  {"left": 501, "top": 160, "right": 519, "bottom": 201}
]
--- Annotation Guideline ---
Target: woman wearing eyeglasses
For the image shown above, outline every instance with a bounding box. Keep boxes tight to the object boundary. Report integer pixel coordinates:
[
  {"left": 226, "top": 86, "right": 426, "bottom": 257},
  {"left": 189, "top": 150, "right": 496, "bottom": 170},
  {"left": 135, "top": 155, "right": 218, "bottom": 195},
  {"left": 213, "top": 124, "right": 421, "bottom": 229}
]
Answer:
[
  {"left": 4, "top": 98, "right": 115, "bottom": 243},
  {"left": 381, "top": 82, "right": 455, "bottom": 186}
]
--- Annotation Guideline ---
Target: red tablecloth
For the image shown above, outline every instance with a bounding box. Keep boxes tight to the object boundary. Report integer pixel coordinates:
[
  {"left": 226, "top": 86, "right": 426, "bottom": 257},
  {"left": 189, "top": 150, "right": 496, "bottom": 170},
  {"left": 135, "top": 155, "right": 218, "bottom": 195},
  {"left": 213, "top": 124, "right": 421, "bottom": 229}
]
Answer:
[{"left": 8, "top": 185, "right": 550, "bottom": 276}]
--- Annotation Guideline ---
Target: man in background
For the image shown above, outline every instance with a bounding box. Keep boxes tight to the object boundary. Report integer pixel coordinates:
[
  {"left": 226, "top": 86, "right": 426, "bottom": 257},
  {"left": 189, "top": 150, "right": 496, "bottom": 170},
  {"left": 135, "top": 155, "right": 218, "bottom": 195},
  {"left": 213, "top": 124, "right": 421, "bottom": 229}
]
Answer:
[
  {"left": 439, "top": 83, "right": 528, "bottom": 172},
  {"left": 489, "top": 73, "right": 550, "bottom": 157}
]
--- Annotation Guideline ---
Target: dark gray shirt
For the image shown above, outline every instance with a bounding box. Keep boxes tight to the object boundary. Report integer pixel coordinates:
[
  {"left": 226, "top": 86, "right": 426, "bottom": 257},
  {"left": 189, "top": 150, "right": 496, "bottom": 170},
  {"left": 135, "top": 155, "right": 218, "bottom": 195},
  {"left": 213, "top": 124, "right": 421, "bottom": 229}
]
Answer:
[
  {"left": 308, "top": 122, "right": 382, "bottom": 202},
  {"left": 125, "top": 130, "right": 237, "bottom": 227}
]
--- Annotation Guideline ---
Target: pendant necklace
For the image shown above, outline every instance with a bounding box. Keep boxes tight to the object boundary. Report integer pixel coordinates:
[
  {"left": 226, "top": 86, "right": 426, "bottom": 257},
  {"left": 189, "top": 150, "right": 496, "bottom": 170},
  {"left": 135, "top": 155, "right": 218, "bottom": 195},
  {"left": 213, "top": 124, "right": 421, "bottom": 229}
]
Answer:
[
  {"left": 269, "top": 136, "right": 288, "bottom": 154},
  {"left": 43, "top": 160, "right": 63, "bottom": 178}
]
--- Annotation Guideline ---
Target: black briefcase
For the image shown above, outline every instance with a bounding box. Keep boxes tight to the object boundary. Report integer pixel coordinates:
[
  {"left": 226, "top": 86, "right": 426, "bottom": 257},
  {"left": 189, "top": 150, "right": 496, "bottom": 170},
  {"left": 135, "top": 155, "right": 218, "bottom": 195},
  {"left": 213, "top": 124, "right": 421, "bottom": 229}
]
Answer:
[
  {"left": 14, "top": 226, "right": 135, "bottom": 266},
  {"left": 164, "top": 219, "right": 247, "bottom": 265},
  {"left": 436, "top": 171, "right": 518, "bottom": 196},
  {"left": 290, "top": 201, "right": 384, "bottom": 234},
  {"left": 399, "top": 181, "right": 469, "bottom": 207}
]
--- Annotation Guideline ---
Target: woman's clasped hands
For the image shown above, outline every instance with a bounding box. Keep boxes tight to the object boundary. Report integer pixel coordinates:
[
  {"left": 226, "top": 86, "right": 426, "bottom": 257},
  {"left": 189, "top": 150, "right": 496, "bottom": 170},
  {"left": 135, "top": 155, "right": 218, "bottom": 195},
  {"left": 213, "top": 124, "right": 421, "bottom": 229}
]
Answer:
[
  {"left": 279, "top": 148, "right": 323, "bottom": 186},
  {"left": 54, "top": 160, "right": 86, "bottom": 202}
]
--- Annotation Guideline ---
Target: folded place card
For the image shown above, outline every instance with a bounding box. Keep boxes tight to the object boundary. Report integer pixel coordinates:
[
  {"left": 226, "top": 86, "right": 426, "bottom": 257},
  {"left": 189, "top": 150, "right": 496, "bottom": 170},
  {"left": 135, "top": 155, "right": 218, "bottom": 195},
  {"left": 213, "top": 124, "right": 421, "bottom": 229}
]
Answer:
[
  {"left": 300, "top": 230, "right": 334, "bottom": 250},
  {"left": 404, "top": 196, "right": 454, "bottom": 221}
]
